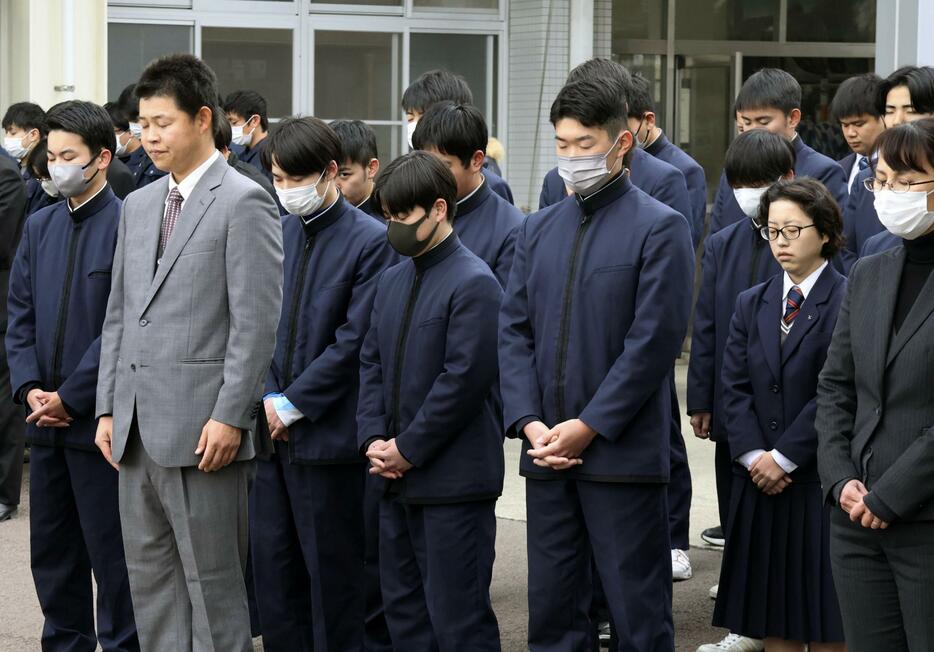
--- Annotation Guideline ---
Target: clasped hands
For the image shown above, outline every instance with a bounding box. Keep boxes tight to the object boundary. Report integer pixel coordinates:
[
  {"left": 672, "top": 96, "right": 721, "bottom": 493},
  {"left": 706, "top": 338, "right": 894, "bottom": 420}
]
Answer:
[
  {"left": 26, "top": 389, "right": 73, "bottom": 428},
  {"left": 839, "top": 478, "right": 889, "bottom": 530},
  {"left": 366, "top": 439, "right": 413, "bottom": 480},
  {"left": 523, "top": 419, "right": 598, "bottom": 470},
  {"left": 748, "top": 451, "right": 793, "bottom": 496}
]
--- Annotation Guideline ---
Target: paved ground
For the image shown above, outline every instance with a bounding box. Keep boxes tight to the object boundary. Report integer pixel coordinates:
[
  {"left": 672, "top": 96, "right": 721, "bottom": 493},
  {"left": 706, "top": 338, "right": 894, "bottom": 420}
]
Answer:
[{"left": 0, "top": 362, "right": 731, "bottom": 651}]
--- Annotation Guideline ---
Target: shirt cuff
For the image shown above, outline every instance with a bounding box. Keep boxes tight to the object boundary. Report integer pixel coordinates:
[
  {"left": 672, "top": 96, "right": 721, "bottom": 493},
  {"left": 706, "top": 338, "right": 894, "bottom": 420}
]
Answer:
[
  {"left": 738, "top": 449, "right": 766, "bottom": 470},
  {"left": 272, "top": 395, "right": 304, "bottom": 428},
  {"left": 770, "top": 449, "right": 798, "bottom": 474}
]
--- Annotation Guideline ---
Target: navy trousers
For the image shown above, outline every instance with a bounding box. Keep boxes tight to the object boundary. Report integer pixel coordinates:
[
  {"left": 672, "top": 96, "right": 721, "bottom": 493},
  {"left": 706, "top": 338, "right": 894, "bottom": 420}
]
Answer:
[
  {"left": 249, "top": 445, "right": 365, "bottom": 652},
  {"left": 29, "top": 443, "right": 138, "bottom": 652},
  {"left": 714, "top": 441, "right": 733, "bottom": 532},
  {"left": 668, "top": 374, "right": 692, "bottom": 550},
  {"left": 364, "top": 472, "right": 393, "bottom": 651},
  {"left": 379, "top": 495, "right": 500, "bottom": 652},
  {"left": 526, "top": 479, "right": 673, "bottom": 652}
]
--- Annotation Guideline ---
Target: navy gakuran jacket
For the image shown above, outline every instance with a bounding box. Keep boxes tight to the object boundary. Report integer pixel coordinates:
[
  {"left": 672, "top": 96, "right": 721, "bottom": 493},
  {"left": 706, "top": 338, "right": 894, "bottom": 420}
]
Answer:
[{"left": 453, "top": 177, "right": 524, "bottom": 287}]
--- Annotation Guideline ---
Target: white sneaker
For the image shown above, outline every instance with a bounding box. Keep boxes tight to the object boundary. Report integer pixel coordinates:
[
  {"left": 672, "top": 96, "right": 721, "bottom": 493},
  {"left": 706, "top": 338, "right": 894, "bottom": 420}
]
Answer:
[
  {"left": 696, "top": 633, "right": 764, "bottom": 652},
  {"left": 671, "top": 548, "right": 692, "bottom": 581},
  {"left": 709, "top": 583, "right": 718, "bottom": 599}
]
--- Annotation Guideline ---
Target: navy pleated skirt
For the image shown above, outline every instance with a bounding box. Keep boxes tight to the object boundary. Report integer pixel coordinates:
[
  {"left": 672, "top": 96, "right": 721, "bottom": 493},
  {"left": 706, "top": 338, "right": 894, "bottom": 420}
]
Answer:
[{"left": 712, "top": 474, "right": 845, "bottom": 643}]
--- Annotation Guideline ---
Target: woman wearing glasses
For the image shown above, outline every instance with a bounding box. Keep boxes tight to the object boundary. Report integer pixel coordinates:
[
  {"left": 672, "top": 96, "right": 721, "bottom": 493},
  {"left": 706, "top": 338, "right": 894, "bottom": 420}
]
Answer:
[
  {"left": 817, "top": 118, "right": 934, "bottom": 650},
  {"left": 713, "top": 178, "right": 847, "bottom": 652}
]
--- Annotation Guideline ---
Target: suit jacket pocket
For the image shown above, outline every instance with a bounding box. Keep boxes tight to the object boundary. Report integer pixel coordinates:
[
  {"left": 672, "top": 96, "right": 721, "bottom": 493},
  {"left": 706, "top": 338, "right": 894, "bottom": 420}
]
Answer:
[
  {"left": 179, "top": 239, "right": 217, "bottom": 256},
  {"left": 179, "top": 357, "right": 225, "bottom": 364}
]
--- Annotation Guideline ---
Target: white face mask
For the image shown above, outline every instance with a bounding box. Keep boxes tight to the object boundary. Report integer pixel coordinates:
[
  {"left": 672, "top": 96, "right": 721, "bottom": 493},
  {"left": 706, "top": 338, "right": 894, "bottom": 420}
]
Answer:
[
  {"left": 3, "top": 136, "right": 28, "bottom": 160},
  {"left": 40, "top": 178, "right": 59, "bottom": 198},
  {"left": 873, "top": 188, "right": 934, "bottom": 240},
  {"left": 48, "top": 156, "right": 100, "bottom": 199},
  {"left": 557, "top": 137, "right": 622, "bottom": 195},
  {"left": 406, "top": 120, "right": 418, "bottom": 149},
  {"left": 733, "top": 186, "right": 770, "bottom": 222},
  {"left": 114, "top": 133, "right": 129, "bottom": 157},
  {"left": 276, "top": 172, "right": 329, "bottom": 217},
  {"left": 231, "top": 115, "right": 258, "bottom": 147},
  {"left": 128, "top": 122, "right": 143, "bottom": 139}
]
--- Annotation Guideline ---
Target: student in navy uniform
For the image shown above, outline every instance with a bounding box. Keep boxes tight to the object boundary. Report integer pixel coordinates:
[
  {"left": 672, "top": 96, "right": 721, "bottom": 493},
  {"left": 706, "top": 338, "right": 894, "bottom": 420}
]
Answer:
[
  {"left": 6, "top": 100, "right": 139, "bottom": 651},
  {"left": 358, "top": 151, "right": 503, "bottom": 652},
  {"left": 500, "top": 78, "right": 693, "bottom": 651},
  {"left": 690, "top": 132, "right": 794, "bottom": 652},
  {"left": 538, "top": 62, "right": 694, "bottom": 238},
  {"left": 709, "top": 68, "right": 847, "bottom": 235},
  {"left": 331, "top": 119, "right": 383, "bottom": 220},
  {"left": 326, "top": 117, "right": 393, "bottom": 651},
  {"left": 104, "top": 101, "right": 146, "bottom": 176},
  {"left": 250, "top": 117, "right": 396, "bottom": 652},
  {"left": 213, "top": 112, "right": 276, "bottom": 201},
  {"left": 402, "top": 69, "right": 514, "bottom": 205},
  {"left": 629, "top": 72, "right": 707, "bottom": 248},
  {"left": 843, "top": 66, "right": 934, "bottom": 267},
  {"left": 860, "top": 228, "right": 900, "bottom": 257},
  {"left": 830, "top": 74, "right": 885, "bottom": 194},
  {"left": 224, "top": 90, "right": 273, "bottom": 181},
  {"left": 413, "top": 101, "right": 524, "bottom": 287},
  {"left": 713, "top": 179, "right": 847, "bottom": 651},
  {"left": 116, "top": 84, "right": 168, "bottom": 190},
  {"left": 2, "top": 102, "right": 45, "bottom": 167},
  {"left": 23, "top": 140, "right": 61, "bottom": 216}
]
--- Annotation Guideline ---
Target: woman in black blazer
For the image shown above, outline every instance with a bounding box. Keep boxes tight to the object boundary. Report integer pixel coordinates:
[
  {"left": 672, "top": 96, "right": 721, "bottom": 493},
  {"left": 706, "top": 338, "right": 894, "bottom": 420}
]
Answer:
[
  {"left": 817, "top": 118, "right": 934, "bottom": 650},
  {"left": 715, "top": 179, "right": 847, "bottom": 652}
]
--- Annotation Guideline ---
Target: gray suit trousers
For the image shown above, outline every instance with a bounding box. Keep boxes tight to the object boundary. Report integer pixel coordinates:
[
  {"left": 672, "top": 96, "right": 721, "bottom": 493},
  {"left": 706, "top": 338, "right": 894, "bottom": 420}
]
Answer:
[
  {"left": 829, "top": 509, "right": 934, "bottom": 651},
  {"left": 119, "top": 428, "right": 252, "bottom": 652}
]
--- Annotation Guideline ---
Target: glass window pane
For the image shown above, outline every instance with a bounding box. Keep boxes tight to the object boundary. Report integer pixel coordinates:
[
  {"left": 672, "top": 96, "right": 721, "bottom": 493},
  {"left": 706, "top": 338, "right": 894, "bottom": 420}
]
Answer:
[
  {"left": 310, "top": 0, "right": 400, "bottom": 7},
  {"left": 413, "top": 0, "right": 497, "bottom": 11},
  {"left": 314, "top": 31, "right": 402, "bottom": 121},
  {"left": 410, "top": 34, "right": 498, "bottom": 135},
  {"left": 742, "top": 57, "right": 875, "bottom": 160},
  {"left": 107, "top": 23, "right": 193, "bottom": 101},
  {"left": 786, "top": 0, "right": 875, "bottom": 43},
  {"left": 675, "top": 0, "right": 780, "bottom": 41},
  {"left": 615, "top": 54, "right": 668, "bottom": 131},
  {"left": 202, "top": 28, "right": 293, "bottom": 118},
  {"left": 612, "top": 0, "right": 666, "bottom": 40}
]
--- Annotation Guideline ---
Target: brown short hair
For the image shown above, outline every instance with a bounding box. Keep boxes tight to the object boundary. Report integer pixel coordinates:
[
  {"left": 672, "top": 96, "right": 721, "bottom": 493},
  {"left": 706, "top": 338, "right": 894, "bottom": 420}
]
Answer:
[{"left": 759, "top": 178, "right": 845, "bottom": 259}]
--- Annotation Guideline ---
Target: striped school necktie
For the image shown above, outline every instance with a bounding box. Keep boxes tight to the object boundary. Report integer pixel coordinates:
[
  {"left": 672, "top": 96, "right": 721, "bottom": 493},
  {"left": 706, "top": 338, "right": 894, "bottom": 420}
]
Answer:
[{"left": 781, "top": 285, "right": 804, "bottom": 336}]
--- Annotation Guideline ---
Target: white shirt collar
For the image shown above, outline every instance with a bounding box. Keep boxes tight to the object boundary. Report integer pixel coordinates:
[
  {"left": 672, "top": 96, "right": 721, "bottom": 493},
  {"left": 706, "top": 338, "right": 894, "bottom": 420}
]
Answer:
[
  {"left": 167, "top": 150, "right": 220, "bottom": 203},
  {"left": 783, "top": 260, "right": 828, "bottom": 303},
  {"left": 847, "top": 153, "right": 867, "bottom": 191},
  {"left": 68, "top": 181, "right": 108, "bottom": 212},
  {"left": 456, "top": 176, "right": 486, "bottom": 205}
]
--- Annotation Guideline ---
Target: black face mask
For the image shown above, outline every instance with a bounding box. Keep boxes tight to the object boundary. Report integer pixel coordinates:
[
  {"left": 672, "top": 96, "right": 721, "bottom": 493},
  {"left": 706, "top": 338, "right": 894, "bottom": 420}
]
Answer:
[{"left": 387, "top": 210, "right": 439, "bottom": 257}]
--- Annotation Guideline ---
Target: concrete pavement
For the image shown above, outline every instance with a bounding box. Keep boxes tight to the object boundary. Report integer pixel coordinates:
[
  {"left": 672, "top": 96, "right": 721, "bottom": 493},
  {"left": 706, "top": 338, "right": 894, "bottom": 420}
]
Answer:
[{"left": 0, "top": 362, "right": 731, "bottom": 650}]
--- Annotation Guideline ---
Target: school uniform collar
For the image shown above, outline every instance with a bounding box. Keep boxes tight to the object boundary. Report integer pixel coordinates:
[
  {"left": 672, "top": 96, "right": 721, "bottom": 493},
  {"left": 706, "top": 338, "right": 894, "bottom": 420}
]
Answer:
[
  {"left": 300, "top": 193, "right": 345, "bottom": 237},
  {"left": 575, "top": 170, "right": 633, "bottom": 216},
  {"left": 67, "top": 183, "right": 114, "bottom": 223},
  {"left": 790, "top": 133, "right": 805, "bottom": 152},
  {"left": 644, "top": 130, "right": 670, "bottom": 157},
  {"left": 782, "top": 260, "right": 828, "bottom": 304},
  {"left": 168, "top": 150, "right": 221, "bottom": 203},
  {"left": 455, "top": 176, "right": 491, "bottom": 217},
  {"left": 413, "top": 230, "right": 460, "bottom": 273}
]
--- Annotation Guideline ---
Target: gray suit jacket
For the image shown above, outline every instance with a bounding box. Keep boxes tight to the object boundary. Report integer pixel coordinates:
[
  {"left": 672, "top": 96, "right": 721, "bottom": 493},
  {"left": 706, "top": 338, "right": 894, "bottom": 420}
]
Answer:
[
  {"left": 96, "top": 155, "right": 283, "bottom": 467},
  {"left": 817, "top": 246, "right": 934, "bottom": 522}
]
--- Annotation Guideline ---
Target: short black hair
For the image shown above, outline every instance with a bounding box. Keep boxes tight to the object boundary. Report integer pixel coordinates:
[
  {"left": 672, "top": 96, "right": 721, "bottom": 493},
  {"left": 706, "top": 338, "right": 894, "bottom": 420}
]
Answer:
[
  {"left": 401, "top": 70, "right": 473, "bottom": 113},
  {"left": 760, "top": 178, "right": 845, "bottom": 259},
  {"left": 550, "top": 78, "right": 628, "bottom": 139},
  {"left": 136, "top": 54, "right": 218, "bottom": 126},
  {"left": 372, "top": 150, "right": 457, "bottom": 221},
  {"left": 627, "top": 73, "right": 656, "bottom": 118},
  {"left": 873, "top": 118, "right": 934, "bottom": 176},
  {"left": 262, "top": 116, "right": 341, "bottom": 177},
  {"left": 2, "top": 102, "right": 47, "bottom": 136},
  {"left": 330, "top": 119, "right": 378, "bottom": 167},
  {"left": 724, "top": 129, "right": 796, "bottom": 188},
  {"left": 222, "top": 90, "right": 269, "bottom": 131},
  {"left": 411, "top": 101, "right": 488, "bottom": 169},
  {"left": 878, "top": 66, "right": 934, "bottom": 116},
  {"left": 104, "top": 101, "right": 130, "bottom": 131},
  {"left": 117, "top": 83, "right": 139, "bottom": 121},
  {"left": 45, "top": 100, "right": 117, "bottom": 157},
  {"left": 566, "top": 58, "right": 632, "bottom": 115},
  {"left": 214, "top": 111, "right": 232, "bottom": 151},
  {"left": 25, "top": 139, "right": 49, "bottom": 180},
  {"left": 735, "top": 68, "right": 802, "bottom": 115},
  {"left": 830, "top": 73, "right": 884, "bottom": 122}
]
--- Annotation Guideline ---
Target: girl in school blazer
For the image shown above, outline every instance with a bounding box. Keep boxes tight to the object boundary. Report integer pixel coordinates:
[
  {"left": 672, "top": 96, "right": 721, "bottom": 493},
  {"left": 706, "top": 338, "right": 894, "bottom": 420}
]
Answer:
[{"left": 714, "top": 179, "right": 847, "bottom": 652}]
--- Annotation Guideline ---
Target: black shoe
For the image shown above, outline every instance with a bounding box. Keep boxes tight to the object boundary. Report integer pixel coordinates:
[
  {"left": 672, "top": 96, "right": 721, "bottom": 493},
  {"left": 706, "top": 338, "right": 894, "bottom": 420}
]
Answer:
[
  {"left": 0, "top": 503, "right": 18, "bottom": 522},
  {"left": 701, "top": 525, "right": 725, "bottom": 547}
]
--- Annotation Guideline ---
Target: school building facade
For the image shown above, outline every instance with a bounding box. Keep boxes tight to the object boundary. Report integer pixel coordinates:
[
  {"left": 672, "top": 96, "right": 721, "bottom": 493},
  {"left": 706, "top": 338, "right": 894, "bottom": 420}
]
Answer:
[{"left": 0, "top": 0, "right": 932, "bottom": 211}]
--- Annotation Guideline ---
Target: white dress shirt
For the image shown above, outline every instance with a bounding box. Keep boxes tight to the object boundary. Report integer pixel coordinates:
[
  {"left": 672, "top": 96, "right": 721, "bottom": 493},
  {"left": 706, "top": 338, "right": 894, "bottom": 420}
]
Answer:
[
  {"left": 163, "top": 149, "right": 221, "bottom": 220},
  {"left": 847, "top": 154, "right": 867, "bottom": 193},
  {"left": 738, "top": 260, "right": 828, "bottom": 474}
]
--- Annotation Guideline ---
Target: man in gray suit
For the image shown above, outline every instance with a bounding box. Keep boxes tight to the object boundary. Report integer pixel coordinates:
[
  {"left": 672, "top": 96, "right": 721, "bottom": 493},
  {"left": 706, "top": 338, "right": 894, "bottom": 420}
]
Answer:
[{"left": 94, "top": 54, "right": 283, "bottom": 651}]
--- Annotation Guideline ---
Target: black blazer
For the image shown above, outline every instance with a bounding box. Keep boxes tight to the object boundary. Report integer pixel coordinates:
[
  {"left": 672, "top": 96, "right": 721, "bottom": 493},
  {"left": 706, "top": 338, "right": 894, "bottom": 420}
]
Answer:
[{"left": 817, "top": 247, "right": 934, "bottom": 522}]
